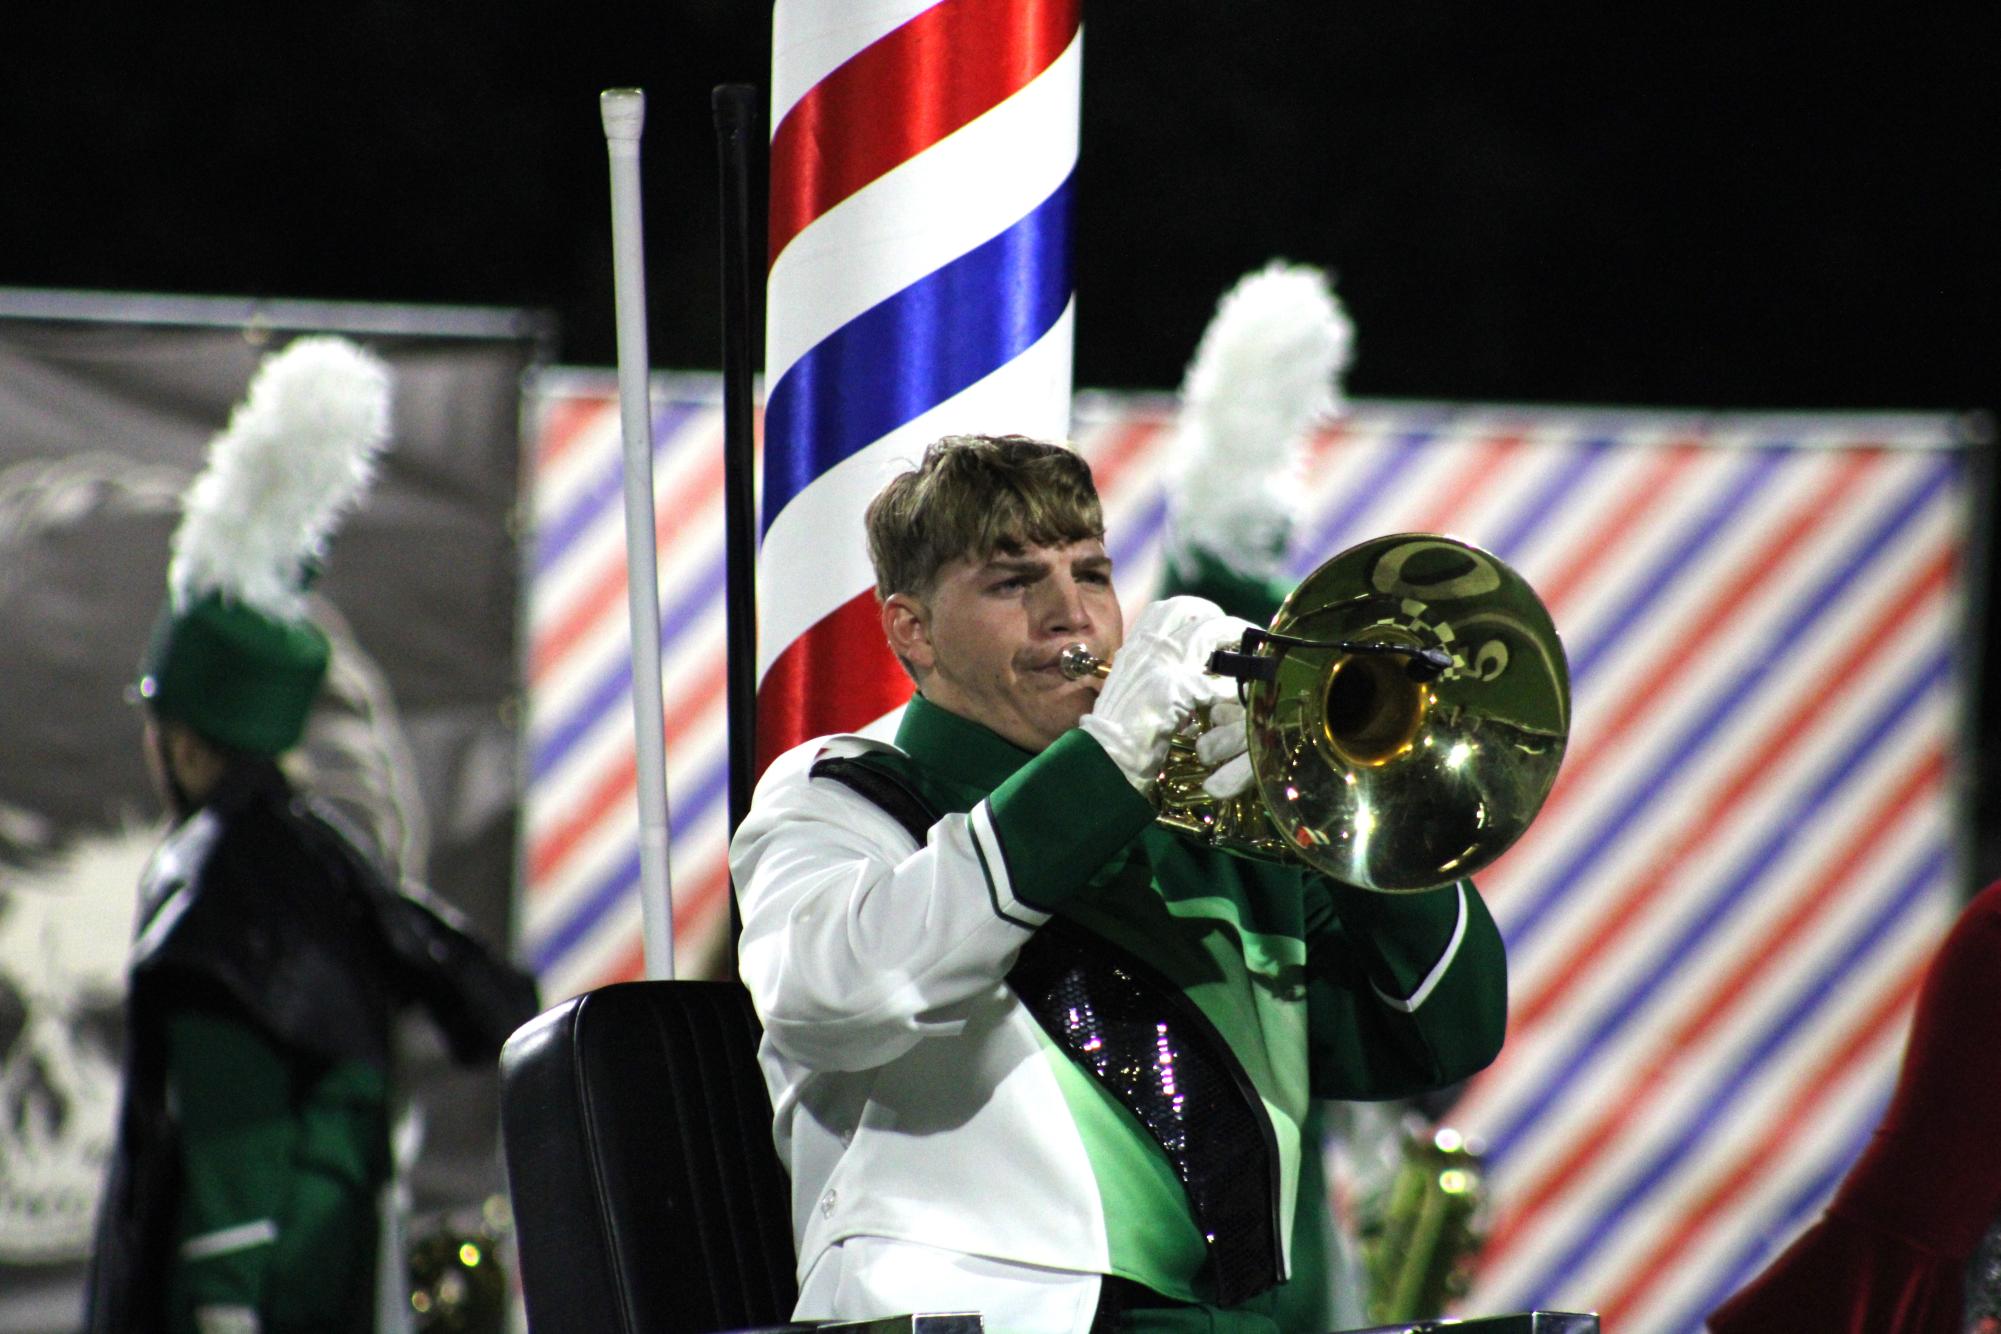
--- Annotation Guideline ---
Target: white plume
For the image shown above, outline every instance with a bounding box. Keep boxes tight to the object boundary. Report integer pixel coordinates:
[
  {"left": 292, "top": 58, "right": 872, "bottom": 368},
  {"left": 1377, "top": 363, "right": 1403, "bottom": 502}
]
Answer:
[
  {"left": 1165, "top": 262, "right": 1354, "bottom": 577},
  {"left": 169, "top": 336, "right": 392, "bottom": 620}
]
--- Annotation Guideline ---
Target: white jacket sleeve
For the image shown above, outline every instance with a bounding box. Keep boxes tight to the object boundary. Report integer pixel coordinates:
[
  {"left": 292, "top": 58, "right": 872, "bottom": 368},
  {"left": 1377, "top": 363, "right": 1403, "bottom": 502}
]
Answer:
[{"left": 731, "top": 733, "right": 1152, "bottom": 1073}]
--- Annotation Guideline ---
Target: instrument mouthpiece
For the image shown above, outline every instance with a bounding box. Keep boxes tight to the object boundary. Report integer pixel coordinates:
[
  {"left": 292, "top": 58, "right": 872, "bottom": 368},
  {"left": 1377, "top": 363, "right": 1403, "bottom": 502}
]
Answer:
[{"left": 1059, "top": 643, "right": 1110, "bottom": 680}]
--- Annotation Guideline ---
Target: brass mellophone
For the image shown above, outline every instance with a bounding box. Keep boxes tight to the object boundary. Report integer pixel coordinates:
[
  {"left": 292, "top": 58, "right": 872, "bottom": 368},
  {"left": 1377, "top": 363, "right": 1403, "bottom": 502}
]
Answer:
[{"left": 1062, "top": 533, "right": 1569, "bottom": 894}]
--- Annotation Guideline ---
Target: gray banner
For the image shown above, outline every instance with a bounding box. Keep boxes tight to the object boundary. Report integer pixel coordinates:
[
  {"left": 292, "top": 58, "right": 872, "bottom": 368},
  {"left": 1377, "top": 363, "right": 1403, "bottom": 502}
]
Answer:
[{"left": 0, "top": 304, "right": 539, "bottom": 1330}]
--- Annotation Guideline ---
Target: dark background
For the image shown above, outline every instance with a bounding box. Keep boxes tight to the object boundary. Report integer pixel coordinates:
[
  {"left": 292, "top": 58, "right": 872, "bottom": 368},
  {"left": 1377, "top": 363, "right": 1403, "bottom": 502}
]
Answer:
[
  {"left": 5, "top": 5, "right": 1992, "bottom": 408},
  {"left": 2, "top": 1, "right": 1995, "bottom": 861}
]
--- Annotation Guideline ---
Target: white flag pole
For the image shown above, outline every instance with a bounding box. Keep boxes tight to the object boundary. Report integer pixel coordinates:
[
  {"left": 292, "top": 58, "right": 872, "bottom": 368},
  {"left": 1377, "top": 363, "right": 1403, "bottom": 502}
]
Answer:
[{"left": 600, "top": 87, "right": 675, "bottom": 980}]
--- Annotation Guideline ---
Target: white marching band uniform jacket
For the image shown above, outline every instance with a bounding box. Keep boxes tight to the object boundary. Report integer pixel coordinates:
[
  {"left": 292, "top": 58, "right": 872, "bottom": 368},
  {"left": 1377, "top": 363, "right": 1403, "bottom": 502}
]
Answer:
[{"left": 730, "top": 699, "right": 1506, "bottom": 1334}]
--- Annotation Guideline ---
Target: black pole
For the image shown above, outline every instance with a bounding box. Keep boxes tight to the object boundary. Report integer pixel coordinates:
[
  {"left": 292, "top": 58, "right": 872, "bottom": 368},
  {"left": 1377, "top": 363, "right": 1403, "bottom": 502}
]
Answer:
[{"left": 713, "top": 85, "right": 761, "bottom": 940}]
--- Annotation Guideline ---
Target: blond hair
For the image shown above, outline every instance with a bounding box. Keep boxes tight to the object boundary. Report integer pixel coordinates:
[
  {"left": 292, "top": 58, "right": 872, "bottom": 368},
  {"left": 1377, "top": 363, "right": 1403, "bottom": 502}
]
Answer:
[{"left": 864, "top": 435, "right": 1104, "bottom": 600}]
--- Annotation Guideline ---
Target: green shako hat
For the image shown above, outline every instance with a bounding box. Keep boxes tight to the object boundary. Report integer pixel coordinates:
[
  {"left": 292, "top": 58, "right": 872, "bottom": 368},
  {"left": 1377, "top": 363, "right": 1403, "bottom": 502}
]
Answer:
[{"left": 137, "top": 335, "right": 391, "bottom": 755}]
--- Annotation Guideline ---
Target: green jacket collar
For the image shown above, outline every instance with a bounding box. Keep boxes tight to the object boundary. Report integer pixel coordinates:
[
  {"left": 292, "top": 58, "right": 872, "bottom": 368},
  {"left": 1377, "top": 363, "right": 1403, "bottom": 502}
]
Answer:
[{"left": 893, "top": 692, "right": 1039, "bottom": 796}]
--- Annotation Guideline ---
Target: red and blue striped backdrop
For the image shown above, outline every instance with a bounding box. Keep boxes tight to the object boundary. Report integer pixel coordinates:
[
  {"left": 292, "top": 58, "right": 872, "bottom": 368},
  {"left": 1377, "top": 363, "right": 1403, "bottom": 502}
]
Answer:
[{"left": 522, "top": 379, "right": 1972, "bottom": 1331}]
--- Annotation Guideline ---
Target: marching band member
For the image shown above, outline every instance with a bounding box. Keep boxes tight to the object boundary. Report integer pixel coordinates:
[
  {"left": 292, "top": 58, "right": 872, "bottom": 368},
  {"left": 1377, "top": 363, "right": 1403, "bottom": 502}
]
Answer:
[
  {"left": 86, "top": 337, "right": 538, "bottom": 1334},
  {"left": 731, "top": 433, "right": 1506, "bottom": 1334},
  {"left": 1157, "top": 260, "right": 1359, "bottom": 1331}
]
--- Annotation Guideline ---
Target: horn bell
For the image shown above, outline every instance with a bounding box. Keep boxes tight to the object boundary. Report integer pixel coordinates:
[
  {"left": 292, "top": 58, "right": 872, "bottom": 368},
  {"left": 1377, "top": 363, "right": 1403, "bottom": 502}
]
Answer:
[{"left": 1243, "top": 534, "right": 1569, "bottom": 893}]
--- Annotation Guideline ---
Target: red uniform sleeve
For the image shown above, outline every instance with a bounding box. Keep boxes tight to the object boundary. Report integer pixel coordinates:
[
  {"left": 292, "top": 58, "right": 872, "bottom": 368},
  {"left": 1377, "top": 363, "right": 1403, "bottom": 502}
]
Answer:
[{"left": 1708, "top": 880, "right": 2001, "bottom": 1333}]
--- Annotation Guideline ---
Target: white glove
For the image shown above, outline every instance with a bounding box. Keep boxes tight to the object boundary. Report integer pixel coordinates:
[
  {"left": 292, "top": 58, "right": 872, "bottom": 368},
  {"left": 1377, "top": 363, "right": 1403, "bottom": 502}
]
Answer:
[
  {"left": 1180, "top": 611, "right": 1258, "bottom": 800},
  {"left": 195, "top": 1307, "right": 260, "bottom": 1334},
  {"left": 1196, "top": 697, "right": 1254, "bottom": 798},
  {"left": 1080, "top": 597, "right": 1249, "bottom": 792}
]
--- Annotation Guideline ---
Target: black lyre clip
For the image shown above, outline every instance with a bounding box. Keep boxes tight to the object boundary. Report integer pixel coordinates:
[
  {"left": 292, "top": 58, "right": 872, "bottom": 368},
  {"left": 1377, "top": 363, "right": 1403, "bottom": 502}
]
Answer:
[{"left": 1206, "top": 628, "right": 1454, "bottom": 685}]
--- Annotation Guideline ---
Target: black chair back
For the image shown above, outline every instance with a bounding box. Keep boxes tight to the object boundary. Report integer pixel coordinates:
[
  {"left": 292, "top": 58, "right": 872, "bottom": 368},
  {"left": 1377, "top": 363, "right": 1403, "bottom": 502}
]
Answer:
[{"left": 500, "top": 980, "right": 800, "bottom": 1334}]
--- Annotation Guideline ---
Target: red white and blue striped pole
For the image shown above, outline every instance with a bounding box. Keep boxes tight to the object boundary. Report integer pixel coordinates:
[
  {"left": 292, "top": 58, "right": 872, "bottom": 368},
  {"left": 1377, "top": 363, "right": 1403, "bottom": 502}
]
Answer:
[{"left": 759, "top": 0, "right": 1083, "bottom": 769}]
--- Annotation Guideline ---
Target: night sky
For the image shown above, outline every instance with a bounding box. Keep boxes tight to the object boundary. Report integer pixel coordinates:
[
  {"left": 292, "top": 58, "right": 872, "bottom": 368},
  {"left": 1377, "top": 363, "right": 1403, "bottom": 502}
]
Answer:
[
  {"left": 4, "top": 6, "right": 1992, "bottom": 409},
  {"left": 4, "top": 2, "right": 1997, "bottom": 853}
]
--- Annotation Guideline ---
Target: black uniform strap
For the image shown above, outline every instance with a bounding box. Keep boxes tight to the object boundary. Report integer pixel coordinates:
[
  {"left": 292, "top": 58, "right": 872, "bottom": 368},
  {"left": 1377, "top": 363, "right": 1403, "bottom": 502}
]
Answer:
[{"left": 809, "top": 755, "right": 940, "bottom": 848}]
